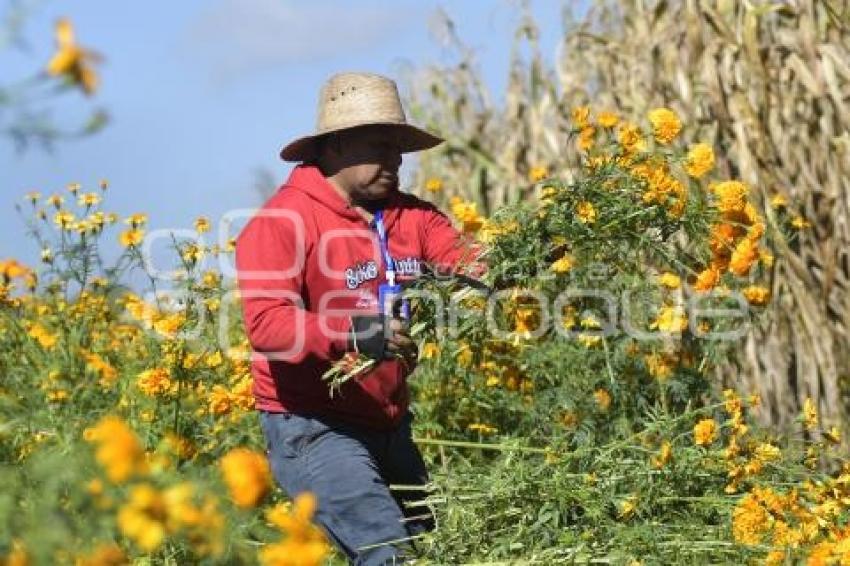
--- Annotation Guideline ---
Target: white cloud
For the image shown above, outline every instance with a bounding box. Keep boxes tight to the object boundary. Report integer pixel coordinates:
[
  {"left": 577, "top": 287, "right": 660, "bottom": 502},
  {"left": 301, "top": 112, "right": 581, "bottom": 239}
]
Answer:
[{"left": 184, "top": 0, "right": 421, "bottom": 83}]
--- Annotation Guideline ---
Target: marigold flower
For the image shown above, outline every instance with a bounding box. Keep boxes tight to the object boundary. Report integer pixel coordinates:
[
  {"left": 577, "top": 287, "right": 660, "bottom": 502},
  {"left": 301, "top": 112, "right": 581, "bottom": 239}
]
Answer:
[
  {"left": 124, "top": 213, "right": 148, "bottom": 228},
  {"left": 45, "top": 18, "right": 100, "bottom": 95},
  {"left": 742, "top": 285, "right": 770, "bottom": 306},
  {"left": 647, "top": 108, "right": 681, "bottom": 144},
  {"left": 77, "top": 192, "right": 101, "bottom": 208},
  {"left": 684, "top": 143, "right": 715, "bottom": 178},
  {"left": 577, "top": 127, "right": 595, "bottom": 151},
  {"left": 575, "top": 201, "right": 597, "bottom": 224},
  {"left": 449, "top": 197, "right": 484, "bottom": 233},
  {"left": 219, "top": 448, "right": 272, "bottom": 508},
  {"left": 194, "top": 216, "right": 211, "bottom": 234},
  {"left": 597, "top": 110, "right": 618, "bottom": 128},
  {"left": 650, "top": 306, "right": 688, "bottom": 333},
  {"left": 84, "top": 416, "right": 147, "bottom": 483},
  {"left": 119, "top": 228, "right": 145, "bottom": 248},
  {"left": 54, "top": 210, "right": 75, "bottom": 230},
  {"left": 27, "top": 323, "right": 58, "bottom": 349},
  {"left": 712, "top": 180, "right": 749, "bottom": 213},
  {"left": 658, "top": 272, "right": 681, "bottom": 289},
  {"left": 618, "top": 122, "right": 643, "bottom": 152},
  {"left": 732, "top": 493, "right": 769, "bottom": 545},
  {"left": 693, "top": 418, "right": 718, "bottom": 446},
  {"left": 803, "top": 397, "right": 818, "bottom": 431},
  {"left": 424, "top": 177, "right": 443, "bottom": 193},
  {"left": 729, "top": 238, "right": 760, "bottom": 276},
  {"left": 136, "top": 368, "right": 173, "bottom": 397},
  {"left": 791, "top": 215, "right": 811, "bottom": 229},
  {"left": 770, "top": 194, "right": 788, "bottom": 208},
  {"left": 571, "top": 106, "right": 590, "bottom": 128},
  {"left": 467, "top": 423, "right": 498, "bottom": 435},
  {"left": 593, "top": 388, "right": 612, "bottom": 411},
  {"left": 421, "top": 342, "right": 439, "bottom": 360},
  {"left": 529, "top": 166, "right": 548, "bottom": 183},
  {"left": 550, "top": 254, "right": 574, "bottom": 274}
]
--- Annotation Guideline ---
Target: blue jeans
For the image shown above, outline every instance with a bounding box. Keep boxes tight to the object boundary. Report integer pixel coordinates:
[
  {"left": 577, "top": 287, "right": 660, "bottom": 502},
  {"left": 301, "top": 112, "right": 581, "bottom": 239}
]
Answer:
[{"left": 259, "top": 410, "right": 435, "bottom": 565}]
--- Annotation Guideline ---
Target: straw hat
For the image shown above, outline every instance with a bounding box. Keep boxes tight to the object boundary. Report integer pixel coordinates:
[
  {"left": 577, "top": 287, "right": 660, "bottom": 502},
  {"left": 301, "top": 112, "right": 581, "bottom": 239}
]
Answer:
[{"left": 279, "top": 72, "right": 443, "bottom": 162}]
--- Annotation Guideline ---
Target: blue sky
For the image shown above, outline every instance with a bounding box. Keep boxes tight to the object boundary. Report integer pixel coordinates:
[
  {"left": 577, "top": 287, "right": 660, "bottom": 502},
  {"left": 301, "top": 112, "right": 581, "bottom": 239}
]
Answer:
[{"left": 2, "top": 0, "right": 577, "bottom": 275}]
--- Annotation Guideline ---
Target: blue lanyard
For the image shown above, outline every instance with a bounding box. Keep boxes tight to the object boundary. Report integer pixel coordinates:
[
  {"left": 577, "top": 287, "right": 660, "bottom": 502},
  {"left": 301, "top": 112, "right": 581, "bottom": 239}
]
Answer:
[{"left": 373, "top": 210, "right": 396, "bottom": 285}]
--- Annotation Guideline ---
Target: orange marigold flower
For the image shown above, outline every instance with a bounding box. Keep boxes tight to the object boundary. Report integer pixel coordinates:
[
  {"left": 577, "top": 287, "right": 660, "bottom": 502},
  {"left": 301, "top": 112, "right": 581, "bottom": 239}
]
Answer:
[
  {"left": 219, "top": 448, "right": 272, "bottom": 508},
  {"left": 742, "top": 285, "right": 770, "bottom": 306},
  {"left": 684, "top": 143, "right": 715, "bottom": 178},
  {"left": 712, "top": 180, "right": 749, "bottom": 213},
  {"left": 693, "top": 418, "right": 718, "bottom": 446},
  {"left": 729, "top": 238, "right": 760, "bottom": 276},
  {"left": 647, "top": 108, "right": 681, "bottom": 144},
  {"left": 83, "top": 416, "right": 147, "bottom": 483}
]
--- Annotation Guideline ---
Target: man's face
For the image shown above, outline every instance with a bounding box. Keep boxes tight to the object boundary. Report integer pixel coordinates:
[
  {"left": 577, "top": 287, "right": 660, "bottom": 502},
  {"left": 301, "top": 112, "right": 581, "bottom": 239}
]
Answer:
[{"left": 328, "top": 125, "right": 403, "bottom": 202}]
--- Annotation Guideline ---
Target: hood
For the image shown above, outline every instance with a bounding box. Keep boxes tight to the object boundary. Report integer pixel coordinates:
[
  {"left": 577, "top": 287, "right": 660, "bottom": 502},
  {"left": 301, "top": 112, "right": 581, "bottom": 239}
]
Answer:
[{"left": 285, "top": 164, "right": 401, "bottom": 231}]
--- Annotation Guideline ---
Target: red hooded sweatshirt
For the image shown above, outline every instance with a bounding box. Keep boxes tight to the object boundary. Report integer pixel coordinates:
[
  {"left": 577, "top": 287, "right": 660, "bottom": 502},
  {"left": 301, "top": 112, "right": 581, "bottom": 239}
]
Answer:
[{"left": 235, "top": 164, "right": 477, "bottom": 431}]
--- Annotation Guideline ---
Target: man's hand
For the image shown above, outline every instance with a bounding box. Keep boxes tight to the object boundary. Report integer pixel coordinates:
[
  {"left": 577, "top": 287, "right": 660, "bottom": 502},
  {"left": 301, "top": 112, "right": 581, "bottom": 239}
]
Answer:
[{"left": 349, "top": 315, "right": 417, "bottom": 365}]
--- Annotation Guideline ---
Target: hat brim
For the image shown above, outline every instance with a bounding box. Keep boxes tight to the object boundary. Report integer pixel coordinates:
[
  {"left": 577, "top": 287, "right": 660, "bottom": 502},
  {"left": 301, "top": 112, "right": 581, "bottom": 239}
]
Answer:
[{"left": 279, "top": 122, "right": 443, "bottom": 162}]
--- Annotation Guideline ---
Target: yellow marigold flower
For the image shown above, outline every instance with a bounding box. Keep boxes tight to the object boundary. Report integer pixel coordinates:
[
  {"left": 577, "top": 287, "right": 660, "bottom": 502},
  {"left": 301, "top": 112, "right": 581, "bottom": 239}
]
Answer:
[
  {"left": 754, "top": 442, "right": 781, "bottom": 463},
  {"left": 759, "top": 248, "right": 774, "bottom": 267},
  {"left": 575, "top": 201, "right": 596, "bottom": 224},
  {"left": 597, "top": 110, "right": 618, "bottom": 128},
  {"left": 571, "top": 105, "right": 590, "bottom": 128},
  {"left": 647, "top": 108, "right": 681, "bottom": 144},
  {"left": 124, "top": 213, "right": 148, "bottom": 227},
  {"left": 262, "top": 493, "right": 329, "bottom": 565},
  {"left": 77, "top": 192, "right": 101, "bottom": 208},
  {"left": 27, "top": 323, "right": 58, "bottom": 349},
  {"left": 593, "top": 388, "right": 612, "bottom": 411},
  {"left": 644, "top": 353, "right": 674, "bottom": 381},
  {"left": 153, "top": 312, "right": 184, "bottom": 338},
  {"left": 66, "top": 181, "right": 80, "bottom": 193},
  {"left": 194, "top": 216, "right": 211, "bottom": 234},
  {"left": 0, "top": 258, "right": 29, "bottom": 280},
  {"left": 449, "top": 197, "right": 484, "bottom": 233},
  {"left": 421, "top": 342, "right": 439, "bottom": 360},
  {"left": 117, "top": 483, "right": 167, "bottom": 552},
  {"left": 693, "top": 418, "right": 718, "bottom": 446},
  {"left": 550, "top": 254, "right": 574, "bottom": 274},
  {"left": 729, "top": 237, "right": 759, "bottom": 276},
  {"left": 136, "top": 368, "right": 173, "bottom": 397},
  {"left": 693, "top": 265, "right": 721, "bottom": 292},
  {"left": 711, "top": 180, "right": 749, "bottom": 213},
  {"left": 650, "top": 306, "right": 688, "bottom": 333},
  {"left": 181, "top": 243, "right": 204, "bottom": 264},
  {"left": 208, "top": 385, "right": 233, "bottom": 416},
  {"left": 46, "top": 194, "right": 64, "bottom": 208},
  {"left": 742, "top": 285, "right": 770, "bottom": 306},
  {"left": 424, "top": 177, "right": 443, "bottom": 193},
  {"left": 24, "top": 191, "right": 41, "bottom": 204},
  {"left": 618, "top": 494, "right": 638, "bottom": 519},
  {"left": 770, "top": 194, "right": 788, "bottom": 208},
  {"left": 577, "top": 126, "right": 595, "bottom": 151},
  {"left": 45, "top": 18, "right": 100, "bottom": 95},
  {"left": 456, "top": 342, "right": 473, "bottom": 367},
  {"left": 618, "top": 122, "right": 643, "bottom": 152},
  {"left": 732, "top": 493, "right": 769, "bottom": 545},
  {"left": 83, "top": 416, "right": 147, "bottom": 483},
  {"left": 684, "top": 143, "right": 715, "bottom": 178},
  {"left": 119, "top": 228, "right": 145, "bottom": 248},
  {"left": 651, "top": 441, "right": 673, "bottom": 469},
  {"left": 529, "top": 166, "right": 548, "bottom": 183},
  {"left": 53, "top": 210, "right": 75, "bottom": 230},
  {"left": 219, "top": 448, "right": 272, "bottom": 508},
  {"left": 658, "top": 272, "right": 681, "bottom": 289},
  {"left": 803, "top": 397, "right": 818, "bottom": 431}
]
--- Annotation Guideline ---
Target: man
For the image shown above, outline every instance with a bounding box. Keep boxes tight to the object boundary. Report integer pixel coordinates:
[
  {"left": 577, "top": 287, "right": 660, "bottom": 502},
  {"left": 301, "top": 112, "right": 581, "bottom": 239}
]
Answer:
[{"left": 235, "top": 72, "right": 478, "bottom": 564}]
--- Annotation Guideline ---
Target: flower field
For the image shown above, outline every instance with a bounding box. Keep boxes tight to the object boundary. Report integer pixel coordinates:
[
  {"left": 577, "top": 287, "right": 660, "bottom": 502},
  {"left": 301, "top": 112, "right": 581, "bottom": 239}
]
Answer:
[{"left": 2, "top": 103, "right": 849, "bottom": 566}]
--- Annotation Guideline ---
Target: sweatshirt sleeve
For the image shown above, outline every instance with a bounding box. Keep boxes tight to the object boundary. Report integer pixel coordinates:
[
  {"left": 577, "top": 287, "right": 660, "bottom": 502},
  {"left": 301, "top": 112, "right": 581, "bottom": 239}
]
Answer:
[
  {"left": 235, "top": 213, "right": 351, "bottom": 363},
  {"left": 420, "top": 203, "right": 488, "bottom": 278}
]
